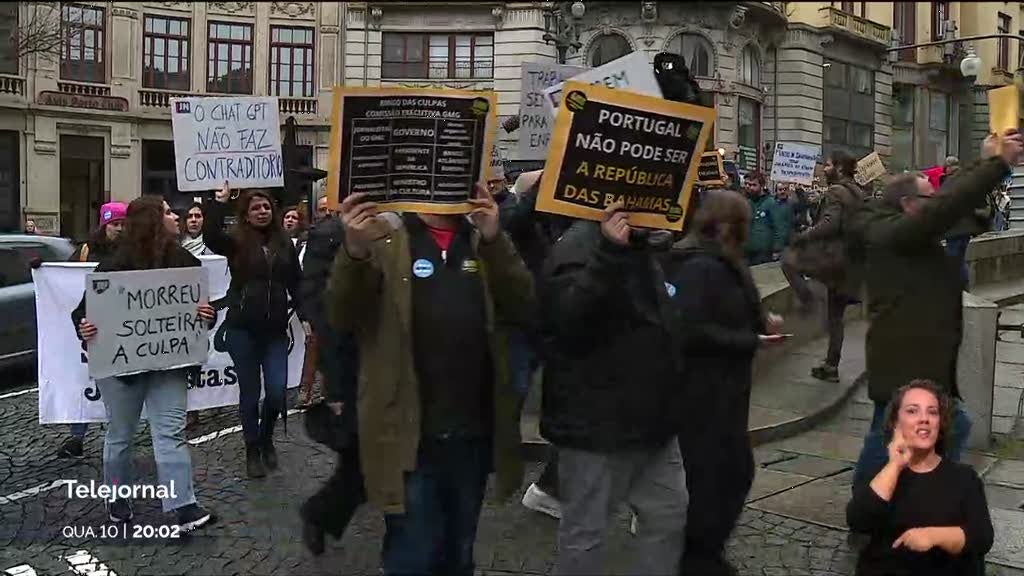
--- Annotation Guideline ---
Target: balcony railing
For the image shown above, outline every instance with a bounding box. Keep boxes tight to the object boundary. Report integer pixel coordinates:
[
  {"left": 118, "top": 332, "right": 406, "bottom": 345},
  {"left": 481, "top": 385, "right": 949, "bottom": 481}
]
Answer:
[
  {"left": 823, "top": 6, "right": 891, "bottom": 47},
  {"left": 0, "top": 74, "right": 25, "bottom": 96},
  {"left": 138, "top": 88, "right": 193, "bottom": 108},
  {"left": 58, "top": 80, "right": 111, "bottom": 96},
  {"left": 279, "top": 97, "right": 317, "bottom": 115}
]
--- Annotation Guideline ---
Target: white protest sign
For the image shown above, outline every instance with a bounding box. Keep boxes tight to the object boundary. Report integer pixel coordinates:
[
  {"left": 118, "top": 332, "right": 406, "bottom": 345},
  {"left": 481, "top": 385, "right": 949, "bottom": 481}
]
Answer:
[
  {"left": 489, "top": 144, "right": 505, "bottom": 181},
  {"left": 518, "top": 62, "right": 584, "bottom": 160},
  {"left": 542, "top": 52, "right": 662, "bottom": 116},
  {"left": 855, "top": 151, "right": 887, "bottom": 186},
  {"left": 34, "top": 256, "right": 304, "bottom": 424},
  {"left": 769, "top": 142, "right": 820, "bottom": 186},
  {"left": 171, "top": 96, "right": 283, "bottom": 192}
]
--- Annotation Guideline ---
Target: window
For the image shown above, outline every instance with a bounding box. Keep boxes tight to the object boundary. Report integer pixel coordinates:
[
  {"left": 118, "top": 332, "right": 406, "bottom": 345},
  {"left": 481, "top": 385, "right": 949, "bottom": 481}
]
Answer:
[
  {"left": 381, "top": 33, "right": 493, "bottom": 80},
  {"left": 892, "top": 84, "right": 914, "bottom": 172},
  {"left": 740, "top": 45, "right": 759, "bottom": 86},
  {"left": 61, "top": 3, "right": 105, "bottom": 83},
  {"left": 207, "top": 21, "right": 253, "bottom": 94},
  {"left": 928, "top": 91, "right": 949, "bottom": 163},
  {"left": 931, "top": 2, "right": 949, "bottom": 41},
  {"left": 588, "top": 33, "right": 632, "bottom": 67},
  {"left": 894, "top": 2, "right": 916, "bottom": 62},
  {"left": 0, "top": 3, "right": 17, "bottom": 74},
  {"left": 840, "top": 2, "right": 854, "bottom": 12},
  {"left": 737, "top": 98, "right": 760, "bottom": 172},
  {"left": 143, "top": 15, "right": 190, "bottom": 90},
  {"left": 998, "top": 13, "right": 1011, "bottom": 71},
  {"left": 823, "top": 59, "right": 874, "bottom": 159},
  {"left": 667, "top": 34, "right": 712, "bottom": 77},
  {"left": 270, "top": 26, "right": 314, "bottom": 97},
  {"left": 142, "top": 140, "right": 178, "bottom": 200}
]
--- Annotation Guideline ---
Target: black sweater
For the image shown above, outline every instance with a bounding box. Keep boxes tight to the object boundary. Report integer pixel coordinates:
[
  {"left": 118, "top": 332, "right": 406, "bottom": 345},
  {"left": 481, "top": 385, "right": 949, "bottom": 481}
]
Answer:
[{"left": 846, "top": 459, "right": 993, "bottom": 576}]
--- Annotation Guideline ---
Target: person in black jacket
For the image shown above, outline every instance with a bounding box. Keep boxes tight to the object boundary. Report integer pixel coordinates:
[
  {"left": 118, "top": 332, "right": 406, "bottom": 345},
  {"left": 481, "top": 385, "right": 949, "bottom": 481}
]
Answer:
[
  {"left": 541, "top": 201, "right": 687, "bottom": 575},
  {"left": 664, "top": 189, "right": 787, "bottom": 576},
  {"left": 204, "top": 181, "right": 308, "bottom": 479},
  {"left": 73, "top": 195, "right": 217, "bottom": 531}
]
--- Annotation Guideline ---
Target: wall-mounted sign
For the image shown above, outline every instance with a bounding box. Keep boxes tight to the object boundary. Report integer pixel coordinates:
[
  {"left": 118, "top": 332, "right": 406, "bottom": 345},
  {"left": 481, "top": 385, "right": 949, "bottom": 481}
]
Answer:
[{"left": 37, "top": 91, "right": 130, "bottom": 112}]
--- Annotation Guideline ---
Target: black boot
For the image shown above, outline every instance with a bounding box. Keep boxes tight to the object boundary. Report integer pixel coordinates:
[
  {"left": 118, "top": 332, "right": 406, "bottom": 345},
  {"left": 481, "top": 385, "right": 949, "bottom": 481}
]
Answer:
[
  {"left": 246, "top": 444, "right": 266, "bottom": 478},
  {"left": 262, "top": 438, "right": 278, "bottom": 471}
]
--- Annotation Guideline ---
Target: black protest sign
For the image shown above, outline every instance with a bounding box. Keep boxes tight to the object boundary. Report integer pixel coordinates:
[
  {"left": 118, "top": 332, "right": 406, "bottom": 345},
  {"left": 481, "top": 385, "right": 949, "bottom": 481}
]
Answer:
[
  {"left": 697, "top": 151, "right": 726, "bottom": 186},
  {"left": 325, "top": 87, "right": 497, "bottom": 214},
  {"left": 536, "top": 81, "right": 715, "bottom": 231}
]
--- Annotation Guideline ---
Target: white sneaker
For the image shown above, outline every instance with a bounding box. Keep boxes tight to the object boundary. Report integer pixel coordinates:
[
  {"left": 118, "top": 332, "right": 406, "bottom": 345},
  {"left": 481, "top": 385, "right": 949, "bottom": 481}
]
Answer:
[{"left": 521, "top": 483, "right": 562, "bottom": 519}]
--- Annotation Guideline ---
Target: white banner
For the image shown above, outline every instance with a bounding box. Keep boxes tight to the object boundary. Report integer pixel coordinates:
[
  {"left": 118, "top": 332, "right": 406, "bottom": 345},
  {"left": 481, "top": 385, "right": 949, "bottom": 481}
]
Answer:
[
  {"left": 769, "top": 142, "right": 820, "bottom": 186},
  {"left": 171, "top": 96, "right": 283, "bottom": 192},
  {"left": 518, "top": 62, "right": 584, "bottom": 160},
  {"left": 541, "top": 52, "right": 662, "bottom": 117},
  {"left": 34, "top": 256, "right": 304, "bottom": 424}
]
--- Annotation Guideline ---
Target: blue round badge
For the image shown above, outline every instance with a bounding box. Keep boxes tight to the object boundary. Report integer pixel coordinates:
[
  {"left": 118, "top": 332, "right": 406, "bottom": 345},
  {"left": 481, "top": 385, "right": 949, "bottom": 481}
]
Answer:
[
  {"left": 664, "top": 282, "right": 677, "bottom": 298},
  {"left": 412, "top": 259, "right": 435, "bottom": 278}
]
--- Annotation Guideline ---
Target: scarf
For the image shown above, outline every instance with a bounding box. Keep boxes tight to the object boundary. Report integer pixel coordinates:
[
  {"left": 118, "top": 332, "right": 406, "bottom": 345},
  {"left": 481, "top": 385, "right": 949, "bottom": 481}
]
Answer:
[{"left": 181, "top": 234, "right": 208, "bottom": 257}]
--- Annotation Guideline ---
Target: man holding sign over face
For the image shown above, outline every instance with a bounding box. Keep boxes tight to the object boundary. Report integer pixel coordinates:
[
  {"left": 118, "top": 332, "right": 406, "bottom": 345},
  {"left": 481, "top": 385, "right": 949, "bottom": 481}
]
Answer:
[{"left": 73, "top": 196, "right": 217, "bottom": 531}]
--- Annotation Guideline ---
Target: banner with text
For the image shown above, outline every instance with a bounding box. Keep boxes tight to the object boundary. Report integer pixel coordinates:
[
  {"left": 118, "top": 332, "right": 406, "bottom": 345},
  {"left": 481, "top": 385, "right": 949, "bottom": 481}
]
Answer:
[
  {"left": 536, "top": 81, "right": 715, "bottom": 231},
  {"left": 518, "top": 62, "right": 584, "bottom": 160},
  {"left": 325, "top": 87, "right": 497, "bottom": 213},
  {"left": 854, "top": 151, "right": 887, "bottom": 186},
  {"left": 541, "top": 52, "right": 662, "bottom": 116},
  {"left": 696, "top": 151, "right": 726, "bottom": 186},
  {"left": 86, "top": 267, "right": 210, "bottom": 380},
  {"left": 34, "top": 257, "right": 304, "bottom": 424},
  {"left": 769, "top": 142, "right": 820, "bottom": 186},
  {"left": 171, "top": 96, "right": 283, "bottom": 192}
]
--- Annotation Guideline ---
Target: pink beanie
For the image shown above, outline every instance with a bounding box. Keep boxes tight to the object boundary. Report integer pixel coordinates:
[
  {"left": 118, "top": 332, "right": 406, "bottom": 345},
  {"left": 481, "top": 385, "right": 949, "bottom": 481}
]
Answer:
[{"left": 99, "top": 202, "right": 127, "bottom": 227}]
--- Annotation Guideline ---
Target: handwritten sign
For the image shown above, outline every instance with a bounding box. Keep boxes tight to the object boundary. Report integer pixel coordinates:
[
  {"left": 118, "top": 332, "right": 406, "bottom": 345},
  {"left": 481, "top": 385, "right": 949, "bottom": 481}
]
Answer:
[
  {"left": 325, "top": 87, "right": 497, "bottom": 213},
  {"left": 170, "top": 96, "right": 283, "bottom": 192},
  {"left": 489, "top": 144, "right": 505, "bottom": 181},
  {"left": 988, "top": 85, "right": 1019, "bottom": 134},
  {"left": 536, "top": 81, "right": 715, "bottom": 231},
  {"left": 541, "top": 52, "right": 662, "bottom": 116},
  {"left": 697, "top": 152, "right": 726, "bottom": 186},
  {"left": 85, "top": 267, "right": 210, "bottom": 380},
  {"left": 854, "top": 151, "right": 887, "bottom": 186},
  {"left": 517, "top": 62, "right": 584, "bottom": 160},
  {"left": 769, "top": 142, "right": 820, "bottom": 186}
]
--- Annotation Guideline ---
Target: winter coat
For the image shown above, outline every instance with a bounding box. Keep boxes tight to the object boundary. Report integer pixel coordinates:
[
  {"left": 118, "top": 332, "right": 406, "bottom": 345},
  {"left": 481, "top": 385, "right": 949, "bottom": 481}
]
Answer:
[
  {"left": 944, "top": 168, "right": 997, "bottom": 239},
  {"left": 540, "top": 220, "right": 678, "bottom": 452},
  {"left": 852, "top": 156, "right": 1011, "bottom": 404},
  {"left": 787, "top": 178, "right": 867, "bottom": 297},
  {"left": 326, "top": 216, "right": 534, "bottom": 515},
  {"left": 202, "top": 200, "right": 305, "bottom": 337},
  {"left": 744, "top": 193, "right": 786, "bottom": 258},
  {"left": 70, "top": 236, "right": 117, "bottom": 263}
]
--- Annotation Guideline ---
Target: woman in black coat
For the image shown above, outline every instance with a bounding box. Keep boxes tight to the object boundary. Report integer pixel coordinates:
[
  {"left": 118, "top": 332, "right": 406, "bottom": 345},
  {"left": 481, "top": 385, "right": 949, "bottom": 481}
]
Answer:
[{"left": 663, "top": 189, "right": 787, "bottom": 576}]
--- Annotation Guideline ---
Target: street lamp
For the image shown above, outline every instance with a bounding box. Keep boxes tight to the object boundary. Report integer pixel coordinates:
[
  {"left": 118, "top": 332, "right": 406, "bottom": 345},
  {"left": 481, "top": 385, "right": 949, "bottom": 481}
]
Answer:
[
  {"left": 959, "top": 44, "right": 981, "bottom": 79},
  {"left": 543, "top": 1, "right": 586, "bottom": 64}
]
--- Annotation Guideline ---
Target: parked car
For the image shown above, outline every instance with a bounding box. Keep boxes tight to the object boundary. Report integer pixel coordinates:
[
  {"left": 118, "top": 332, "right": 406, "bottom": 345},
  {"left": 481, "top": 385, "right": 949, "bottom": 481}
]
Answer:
[{"left": 0, "top": 235, "right": 75, "bottom": 371}]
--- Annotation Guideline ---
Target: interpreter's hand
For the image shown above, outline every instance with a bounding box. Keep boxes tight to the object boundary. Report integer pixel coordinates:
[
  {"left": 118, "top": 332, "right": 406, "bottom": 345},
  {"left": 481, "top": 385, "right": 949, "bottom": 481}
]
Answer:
[
  {"left": 78, "top": 319, "right": 98, "bottom": 342},
  {"left": 766, "top": 312, "right": 784, "bottom": 335},
  {"left": 196, "top": 304, "right": 216, "bottom": 323},
  {"left": 467, "top": 182, "right": 501, "bottom": 243},
  {"left": 758, "top": 334, "right": 787, "bottom": 346},
  {"left": 215, "top": 180, "right": 231, "bottom": 204},
  {"left": 892, "top": 528, "right": 935, "bottom": 553},
  {"left": 327, "top": 402, "right": 344, "bottom": 416},
  {"left": 601, "top": 201, "right": 631, "bottom": 247},
  {"left": 887, "top": 429, "right": 912, "bottom": 469},
  {"left": 339, "top": 193, "right": 382, "bottom": 260}
]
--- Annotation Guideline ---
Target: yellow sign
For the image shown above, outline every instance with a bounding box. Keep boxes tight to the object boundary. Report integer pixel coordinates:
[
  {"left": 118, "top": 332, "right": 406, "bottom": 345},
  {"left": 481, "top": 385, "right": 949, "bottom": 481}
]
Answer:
[
  {"left": 696, "top": 151, "right": 726, "bottom": 186},
  {"left": 988, "top": 85, "right": 1019, "bottom": 135},
  {"left": 854, "top": 151, "right": 886, "bottom": 186},
  {"left": 325, "top": 87, "right": 498, "bottom": 214},
  {"left": 536, "top": 81, "right": 716, "bottom": 231}
]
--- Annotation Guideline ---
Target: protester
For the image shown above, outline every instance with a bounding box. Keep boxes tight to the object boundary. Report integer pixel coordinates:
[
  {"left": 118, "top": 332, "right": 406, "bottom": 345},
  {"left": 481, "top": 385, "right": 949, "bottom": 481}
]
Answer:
[
  {"left": 314, "top": 195, "right": 330, "bottom": 225},
  {"left": 774, "top": 184, "right": 799, "bottom": 245},
  {"left": 180, "top": 203, "right": 209, "bottom": 257},
  {"left": 283, "top": 206, "right": 309, "bottom": 265},
  {"left": 742, "top": 171, "right": 786, "bottom": 264},
  {"left": 849, "top": 129, "right": 1024, "bottom": 490},
  {"left": 995, "top": 186, "right": 1012, "bottom": 231},
  {"left": 665, "top": 189, "right": 787, "bottom": 575},
  {"left": 24, "top": 218, "right": 36, "bottom": 235},
  {"left": 847, "top": 380, "right": 993, "bottom": 576},
  {"left": 541, "top": 202, "right": 687, "bottom": 576},
  {"left": 56, "top": 201, "right": 127, "bottom": 459},
  {"left": 327, "top": 184, "right": 534, "bottom": 576},
  {"left": 72, "top": 195, "right": 216, "bottom": 530},
  {"left": 203, "top": 182, "right": 308, "bottom": 479},
  {"left": 782, "top": 150, "right": 867, "bottom": 383},
  {"left": 942, "top": 155, "right": 996, "bottom": 289}
]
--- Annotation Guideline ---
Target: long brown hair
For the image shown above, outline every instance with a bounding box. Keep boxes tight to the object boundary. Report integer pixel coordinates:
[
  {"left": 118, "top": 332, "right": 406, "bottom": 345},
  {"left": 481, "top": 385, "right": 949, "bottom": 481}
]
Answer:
[
  {"left": 229, "top": 189, "right": 290, "bottom": 277},
  {"left": 688, "top": 189, "right": 752, "bottom": 262},
  {"left": 116, "top": 195, "right": 178, "bottom": 269}
]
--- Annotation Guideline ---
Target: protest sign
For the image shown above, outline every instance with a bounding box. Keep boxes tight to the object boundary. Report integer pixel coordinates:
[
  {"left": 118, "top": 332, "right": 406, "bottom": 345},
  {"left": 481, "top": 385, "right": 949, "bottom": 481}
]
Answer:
[
  {"left": 85, "top": 268, "right": 210, "bottom": 380},
  {"left": 33, "top": 257, "right": 305, "bottom": 424},
  {"left": 854, "top": 151, "right": 887, "bottom": 186},
  {"left": 769, "top": 142, "right": 820, "bottom": 186},
  {"left": 170, "top": 96, "right": 283, "bottom": 192},
  {"left": 541, "top": 52, "right": 662, "bottom": 116},
  {"left": 697, "top": 151, "right": 726, "bottom": 186},
  {"left": 988, "top": 85, "right": 1019, "bottom": 134},
  {"left": 325, "top": 87, "right": 497, "bottom": 213},
  {"left": 489, "top": 143, "right": 505, "bottom": 181},
  {"left": 536, "top": 81, "right": 715, "bottom": 231},
  {"left": 518, "top": 62, "right": 584, "bottom": 160}
]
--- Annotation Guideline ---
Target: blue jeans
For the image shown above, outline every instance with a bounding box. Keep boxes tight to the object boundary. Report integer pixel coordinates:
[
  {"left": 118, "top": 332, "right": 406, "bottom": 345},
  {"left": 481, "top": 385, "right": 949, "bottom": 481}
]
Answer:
[
  {"left": 944, "top": 235, "right": 970, "bottom": 289},
  {"left": 70, "top": 422, "right": 89, "bottom": 438},
  {"left": 852, "top": 400, "right": 973, "bottom": 490},
  {"left": 225, "top": 329, "right": 289, "bottom": 446},
  {"left": 507, "top": 330, "right": 535, "bottom": 398},
  {"left": 97, "top": 371, "right": 196, "bottom": 512},
  {"left": 382, "top": 435, "right": 491, "bottom": 576}
]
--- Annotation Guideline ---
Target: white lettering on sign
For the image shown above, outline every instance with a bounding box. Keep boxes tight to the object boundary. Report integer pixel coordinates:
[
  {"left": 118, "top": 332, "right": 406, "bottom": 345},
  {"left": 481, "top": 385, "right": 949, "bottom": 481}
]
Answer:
[
  {"left": 171, "top": 96, "right": 284, "bottom": 191},
  {"left": 769, "top": 142, "right": 820, "bottom": 186},
  {"left": 517, "top": 62, "right": 584, "bottom": 160},
  {"left": 541, "top": 52, "right": 662, "bottom": 117}
]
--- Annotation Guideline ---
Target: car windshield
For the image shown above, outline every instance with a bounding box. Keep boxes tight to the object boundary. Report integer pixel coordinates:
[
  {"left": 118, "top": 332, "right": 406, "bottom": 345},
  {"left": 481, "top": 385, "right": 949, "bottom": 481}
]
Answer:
[{"left": 0, "top": 243, "right": 60, "bottom": 288}]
